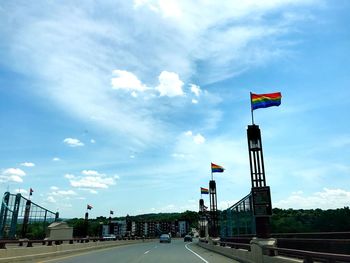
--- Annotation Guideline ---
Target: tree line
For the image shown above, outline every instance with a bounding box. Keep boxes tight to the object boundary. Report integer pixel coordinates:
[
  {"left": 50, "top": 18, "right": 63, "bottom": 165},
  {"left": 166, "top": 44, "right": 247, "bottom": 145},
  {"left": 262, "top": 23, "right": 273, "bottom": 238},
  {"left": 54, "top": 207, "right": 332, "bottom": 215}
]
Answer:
[{"left": 15, "top": 207, "right": 350, "bottom": 239}]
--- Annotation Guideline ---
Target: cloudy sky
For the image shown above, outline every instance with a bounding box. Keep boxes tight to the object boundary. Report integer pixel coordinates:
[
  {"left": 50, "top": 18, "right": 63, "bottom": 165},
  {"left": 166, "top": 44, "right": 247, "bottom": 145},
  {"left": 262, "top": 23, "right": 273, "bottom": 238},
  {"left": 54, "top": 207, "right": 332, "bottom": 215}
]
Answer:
[{"left": 0, "top": 0, "right": 349, "bottom": 218}]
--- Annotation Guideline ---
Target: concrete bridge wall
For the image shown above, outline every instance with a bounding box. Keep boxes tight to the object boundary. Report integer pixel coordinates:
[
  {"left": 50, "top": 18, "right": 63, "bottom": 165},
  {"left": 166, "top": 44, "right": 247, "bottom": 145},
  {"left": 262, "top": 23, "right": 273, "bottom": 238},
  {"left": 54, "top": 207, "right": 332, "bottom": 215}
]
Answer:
[
  {"left": 197, "top": 240, "right": 302, "bottom": 263},
  {"left": 0, "top": 239, "right": 152, "bottom": 263}
]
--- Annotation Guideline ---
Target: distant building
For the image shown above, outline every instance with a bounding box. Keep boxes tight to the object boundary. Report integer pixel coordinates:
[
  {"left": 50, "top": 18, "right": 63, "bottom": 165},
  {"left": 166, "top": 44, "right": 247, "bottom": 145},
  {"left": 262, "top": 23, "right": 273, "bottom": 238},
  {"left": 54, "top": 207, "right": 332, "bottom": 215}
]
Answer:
[
  {"left": 103, "top": 219, "right": 189, "bottom": 238},
  {"left": 112, "top": 220, "right": 127, "bottom": 237},
  {"left": 46, "top": 221, "right": 73, "bottom": 240},
  {"left": 178, "top": 221, "right": 189, "bottom": 237}
]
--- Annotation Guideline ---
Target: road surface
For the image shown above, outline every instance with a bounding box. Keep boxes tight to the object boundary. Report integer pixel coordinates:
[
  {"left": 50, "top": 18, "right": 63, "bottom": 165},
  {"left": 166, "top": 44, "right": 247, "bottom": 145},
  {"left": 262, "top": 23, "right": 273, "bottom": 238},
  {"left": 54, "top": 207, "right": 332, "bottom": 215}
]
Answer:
[{"left": 36, "top": 239, "right": 240, "bottom": 263}]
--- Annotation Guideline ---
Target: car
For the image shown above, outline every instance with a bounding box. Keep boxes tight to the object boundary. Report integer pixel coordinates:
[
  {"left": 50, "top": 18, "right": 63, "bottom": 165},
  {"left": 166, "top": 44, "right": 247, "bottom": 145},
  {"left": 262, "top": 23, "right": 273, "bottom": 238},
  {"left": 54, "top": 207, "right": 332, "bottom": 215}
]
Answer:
[
  {"left": 159, "top": 233, "right": 171, "bottom": 243},
  {"left": 184, "top": 234, "right": 193, "bottom": 242}
]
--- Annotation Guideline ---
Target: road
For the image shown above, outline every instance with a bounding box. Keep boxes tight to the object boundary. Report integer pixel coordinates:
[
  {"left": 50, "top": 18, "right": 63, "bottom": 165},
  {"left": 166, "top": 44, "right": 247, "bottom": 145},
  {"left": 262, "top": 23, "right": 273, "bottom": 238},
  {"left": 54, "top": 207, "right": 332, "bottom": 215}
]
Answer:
[{"left": 36, "top": 239, "right": 240, "bottom": 263}]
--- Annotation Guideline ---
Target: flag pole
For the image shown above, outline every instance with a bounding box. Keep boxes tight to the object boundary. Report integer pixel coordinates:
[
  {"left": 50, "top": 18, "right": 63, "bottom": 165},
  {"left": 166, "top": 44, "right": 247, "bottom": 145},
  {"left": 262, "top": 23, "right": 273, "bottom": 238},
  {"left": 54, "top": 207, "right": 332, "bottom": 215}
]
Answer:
[{"left": 250, "top": 92, "right": 255, "bottom": 125}]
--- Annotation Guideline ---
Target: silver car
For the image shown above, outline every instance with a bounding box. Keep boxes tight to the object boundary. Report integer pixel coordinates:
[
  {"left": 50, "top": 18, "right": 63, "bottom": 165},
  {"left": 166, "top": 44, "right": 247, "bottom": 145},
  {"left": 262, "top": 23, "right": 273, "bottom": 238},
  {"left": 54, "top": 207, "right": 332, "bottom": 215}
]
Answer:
[{"left": 159, "top": 234, "right": 171, "bottom": 243}]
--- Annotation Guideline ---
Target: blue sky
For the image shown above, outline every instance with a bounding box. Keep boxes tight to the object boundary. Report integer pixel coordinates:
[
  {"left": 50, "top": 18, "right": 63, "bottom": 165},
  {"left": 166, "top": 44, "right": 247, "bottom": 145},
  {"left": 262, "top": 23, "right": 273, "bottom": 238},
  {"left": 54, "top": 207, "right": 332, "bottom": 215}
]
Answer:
[{"left": 0, "top": 0, "right": 349, "bottom": 218}]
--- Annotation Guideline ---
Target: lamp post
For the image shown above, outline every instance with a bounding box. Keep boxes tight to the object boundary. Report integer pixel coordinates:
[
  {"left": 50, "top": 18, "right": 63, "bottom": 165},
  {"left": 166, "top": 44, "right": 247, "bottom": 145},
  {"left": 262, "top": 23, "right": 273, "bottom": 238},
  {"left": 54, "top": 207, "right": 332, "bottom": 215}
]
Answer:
[
  {"left": 247, "top": 124, "right": 272, "bottom": 238},
  {"left": 199, "top": 199, "right": 205, "bottom": 237}
]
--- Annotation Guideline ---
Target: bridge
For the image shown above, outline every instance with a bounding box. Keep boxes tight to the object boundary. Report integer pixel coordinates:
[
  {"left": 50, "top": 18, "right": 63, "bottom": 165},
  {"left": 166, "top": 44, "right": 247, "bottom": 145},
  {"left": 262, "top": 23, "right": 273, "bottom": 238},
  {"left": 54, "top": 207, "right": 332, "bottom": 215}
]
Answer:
[{"left": 1, "top": 124, "right": 350, "bottom": 263}]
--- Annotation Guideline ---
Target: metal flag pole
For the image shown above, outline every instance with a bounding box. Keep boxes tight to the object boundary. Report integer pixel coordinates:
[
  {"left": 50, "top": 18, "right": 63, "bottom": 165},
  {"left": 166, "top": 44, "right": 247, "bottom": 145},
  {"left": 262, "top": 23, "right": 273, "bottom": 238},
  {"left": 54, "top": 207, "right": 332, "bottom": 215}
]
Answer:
[
  {"left": 211, "top": 163, "right": 213, "bottom": 181},
  {"left": 250, "top": 92, "right": 255, "bottom": 125}
]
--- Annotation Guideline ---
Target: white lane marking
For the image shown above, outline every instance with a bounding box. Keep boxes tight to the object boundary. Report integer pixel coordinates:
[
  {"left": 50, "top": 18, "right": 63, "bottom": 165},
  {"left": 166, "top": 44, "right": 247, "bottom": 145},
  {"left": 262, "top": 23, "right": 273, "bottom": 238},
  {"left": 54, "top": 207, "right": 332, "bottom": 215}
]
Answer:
[
  {"left": 144, "top": 250, "right": 150, "bottom": 254},
  {"left": 185, "top": 243, "right": 209, "bottom": 263}
]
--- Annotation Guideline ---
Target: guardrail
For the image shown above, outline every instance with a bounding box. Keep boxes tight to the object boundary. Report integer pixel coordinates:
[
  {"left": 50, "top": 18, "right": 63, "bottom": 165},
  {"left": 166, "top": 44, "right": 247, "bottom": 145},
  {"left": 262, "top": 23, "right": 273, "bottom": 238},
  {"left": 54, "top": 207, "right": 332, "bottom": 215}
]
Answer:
[
  {"left": 222, "top": 234, "right": 350, "bottom": 255},
  {"left": 0, "top": 236, "right": 148, "bottom": 249},
  {"left": 200, "top": 237, "right": 350, "bottom": 262},
  {"left": 216, "top": 240, "right": 251, "bottom": 251},
  {"left": 263, "top": 246, "right": 350, "bottom": 263}
]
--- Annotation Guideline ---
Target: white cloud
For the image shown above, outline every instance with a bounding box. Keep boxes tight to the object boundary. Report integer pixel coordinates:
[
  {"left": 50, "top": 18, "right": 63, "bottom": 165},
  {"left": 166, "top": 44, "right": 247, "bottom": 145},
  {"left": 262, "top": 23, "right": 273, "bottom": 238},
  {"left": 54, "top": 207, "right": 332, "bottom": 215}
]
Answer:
[
  {"left": 185, "top": 131, "right": 192, "bottom": 136},
  {"left": 52, "top": 157, "right": 60, "bottom": 161},
  {"left": 47, "top": 188, "right": 78, "bottom": 204},
  {"left": 111, "top": 70, "right": 148, "bottom": 92},
  {"left": 51, "top": 190, "right": 77, "bottom": 196},
  {"left": 20, "top": 162, "right": 35, "bottom": 167},
  {"left": 0, "top": 168, "right": 26, "bottom": 183},
  {"left": 81, "top": 170, "right": 101, "bottom": 176},
  {"left": 191, "top": 99, "right": 198, "bottom": 104},
  {"left": 70, "top": 177, "right": 115, "bottom": 189},
  {"left": 183, "top": 130, "right": 205, "bottom": 144},
  {"left": 193, "top": 133, "right": 205, "bottom": 144},
  {"left": 66, "top": 170, "right": 118, "bottom": 190},
  {"left": 156, "top": 71, "right": 184, "bottom": 97},
  {"left": 64, "top": 174, "right": 75, "bottom": 179},
  {"left": 90, "top": 139, "right": 96, "bottom": 144},
  {"left": 134, "top": 0, "right": 183, "bottom": 18},
  {"left": 0, "top": 0, "right": 321, "bottom": 151},
  {"left": 47, "top": 196, "right": 57, "bottom": 203},
  {"left": 190, "top": 84, "right": 201, "bottom": 97},
  {"left": 3, "top": 168, "right": 26, "bottom": 177},
  {"left": 63, "top": 138, "right": 84, "bottom": 147},
  {"left": 275, "top": 188, "right": 350, "bottom": 209}
]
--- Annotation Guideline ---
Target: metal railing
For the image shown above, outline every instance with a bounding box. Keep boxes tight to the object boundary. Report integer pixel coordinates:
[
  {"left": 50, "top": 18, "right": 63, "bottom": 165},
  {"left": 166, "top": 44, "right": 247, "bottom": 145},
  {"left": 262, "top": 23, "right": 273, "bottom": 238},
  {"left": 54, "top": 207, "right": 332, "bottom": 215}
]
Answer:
[
  {"left": 0, "top": 192, "right": 58, "bottom": 239},
  {"left": 220, "top": 192, "right": 255, "bottom": 237}
]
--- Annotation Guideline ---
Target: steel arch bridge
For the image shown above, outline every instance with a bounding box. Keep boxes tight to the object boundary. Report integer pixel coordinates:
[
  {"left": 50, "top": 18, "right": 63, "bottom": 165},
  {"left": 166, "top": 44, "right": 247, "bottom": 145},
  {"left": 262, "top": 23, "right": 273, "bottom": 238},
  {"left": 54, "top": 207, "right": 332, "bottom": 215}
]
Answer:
[{"left": 0, "top": 192, "right": 59, "bottom": 239}]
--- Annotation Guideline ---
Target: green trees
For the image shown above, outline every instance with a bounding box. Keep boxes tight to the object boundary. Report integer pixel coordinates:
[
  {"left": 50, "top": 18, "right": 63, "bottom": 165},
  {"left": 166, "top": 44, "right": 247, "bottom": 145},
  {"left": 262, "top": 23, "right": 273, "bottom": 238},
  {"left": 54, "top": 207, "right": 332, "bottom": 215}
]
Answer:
[{"left": 271, "top": 207, "right": 350, "bottom": 233}]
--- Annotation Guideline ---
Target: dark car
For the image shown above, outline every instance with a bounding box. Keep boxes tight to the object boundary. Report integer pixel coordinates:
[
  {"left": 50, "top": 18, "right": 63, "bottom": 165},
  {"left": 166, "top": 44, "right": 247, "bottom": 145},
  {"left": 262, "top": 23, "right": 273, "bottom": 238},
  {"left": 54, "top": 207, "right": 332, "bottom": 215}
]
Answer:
[
  {"left": 159, "top": 234, "right": 171, "bottom": 243},
  {"left": 184, "top": 234, "right": 192, "bottom": 242}
]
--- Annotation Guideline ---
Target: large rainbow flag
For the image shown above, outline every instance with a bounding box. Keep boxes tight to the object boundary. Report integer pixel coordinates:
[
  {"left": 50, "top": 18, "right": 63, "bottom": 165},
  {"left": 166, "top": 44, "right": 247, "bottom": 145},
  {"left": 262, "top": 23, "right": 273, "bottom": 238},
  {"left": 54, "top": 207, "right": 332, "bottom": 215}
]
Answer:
[
  {"left": 200, "top": 187, "right": 209, "bottom": 194},
  {"left": 251, "top": 92, "right": 282, "bottom": 110},
  {"left": 211, "top": 162, "right": 224, "bottom": 173}
]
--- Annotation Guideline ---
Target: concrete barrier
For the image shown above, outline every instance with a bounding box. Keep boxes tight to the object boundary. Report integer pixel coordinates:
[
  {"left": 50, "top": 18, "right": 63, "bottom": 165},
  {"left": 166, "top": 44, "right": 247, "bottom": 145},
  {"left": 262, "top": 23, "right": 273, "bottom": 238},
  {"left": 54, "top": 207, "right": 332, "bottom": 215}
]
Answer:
[
  {"left": 0, "top": 239, "right": 153, "bottom": 262},
  {"left": 197, "top": 239, "right": 303, "bottom": 263}
]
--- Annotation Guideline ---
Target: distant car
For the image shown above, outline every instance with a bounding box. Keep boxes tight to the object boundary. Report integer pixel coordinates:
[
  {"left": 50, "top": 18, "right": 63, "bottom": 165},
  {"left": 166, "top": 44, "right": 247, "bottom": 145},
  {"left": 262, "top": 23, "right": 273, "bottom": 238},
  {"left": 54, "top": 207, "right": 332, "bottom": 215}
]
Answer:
[
  {"left": 184, "top": 235, "right": 193, "bottom": 242},
  {"left": 159, "top": 234, "right": 171, "bottom": 243}
]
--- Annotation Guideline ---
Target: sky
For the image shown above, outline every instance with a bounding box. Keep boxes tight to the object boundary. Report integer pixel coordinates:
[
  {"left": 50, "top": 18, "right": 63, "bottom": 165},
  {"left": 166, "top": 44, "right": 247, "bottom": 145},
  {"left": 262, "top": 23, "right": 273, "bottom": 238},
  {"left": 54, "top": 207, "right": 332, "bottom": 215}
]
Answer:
[{"left": 0, "top": 0, "right": 349, "bottom": 218}]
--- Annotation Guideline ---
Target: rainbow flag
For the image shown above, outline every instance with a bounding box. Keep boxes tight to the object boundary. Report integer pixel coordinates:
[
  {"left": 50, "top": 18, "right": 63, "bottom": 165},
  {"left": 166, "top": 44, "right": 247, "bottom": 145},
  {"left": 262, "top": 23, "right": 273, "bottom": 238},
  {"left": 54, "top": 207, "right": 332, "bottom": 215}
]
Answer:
[
  {"left": 251, "top": 92, "right": 282, "bottom": 110},
  {"left": 211, "top": 162, "right": 224, "bottom": 173},
  {"left": 201, "top": 187, "right": 209, "bottom": 194}
]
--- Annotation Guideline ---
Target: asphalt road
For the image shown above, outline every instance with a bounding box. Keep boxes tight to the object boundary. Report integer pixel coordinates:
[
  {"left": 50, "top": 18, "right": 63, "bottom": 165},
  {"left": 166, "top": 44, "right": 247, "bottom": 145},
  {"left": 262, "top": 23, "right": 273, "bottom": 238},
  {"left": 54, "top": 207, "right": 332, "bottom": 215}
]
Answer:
[{"left": 36, "top": 239, "right": 240, "bottom": 263}]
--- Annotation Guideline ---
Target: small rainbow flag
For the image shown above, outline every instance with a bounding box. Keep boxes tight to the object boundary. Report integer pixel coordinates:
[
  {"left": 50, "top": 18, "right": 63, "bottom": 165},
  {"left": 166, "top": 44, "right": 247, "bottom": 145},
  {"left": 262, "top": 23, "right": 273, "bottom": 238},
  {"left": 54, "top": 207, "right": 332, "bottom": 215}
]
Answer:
[
  {"left": 201, "top": 187, "right": 209, "bottom": 194},
  {"left": 251, "top": 92, "right": 282, "bottom": 110},
  {"left": 211, "top": 162, "right": 224, "bottom": 173}
]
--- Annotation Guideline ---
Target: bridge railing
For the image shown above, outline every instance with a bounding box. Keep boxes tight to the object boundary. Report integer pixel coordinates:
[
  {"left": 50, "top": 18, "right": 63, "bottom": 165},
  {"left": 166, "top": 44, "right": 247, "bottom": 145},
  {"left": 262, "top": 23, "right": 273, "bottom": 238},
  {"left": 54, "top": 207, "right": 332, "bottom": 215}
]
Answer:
[
  {"left": 222, "top": 233, "right": 350, "bottom": 255},
  {"left": 199, "top": 237, "right": 350, "bottom": 262},
  {"left": 0, "top": 192, "right": 58, "bottom": 239},
  {"left": 0, "top": 236, "right": 150, "bottom": 249}
]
